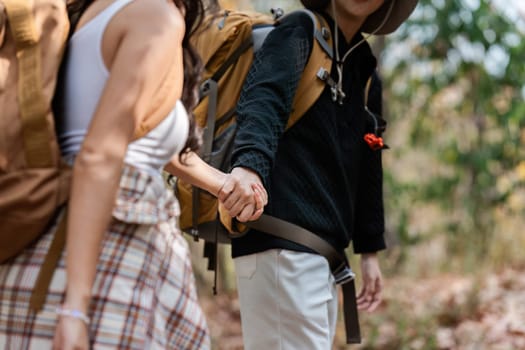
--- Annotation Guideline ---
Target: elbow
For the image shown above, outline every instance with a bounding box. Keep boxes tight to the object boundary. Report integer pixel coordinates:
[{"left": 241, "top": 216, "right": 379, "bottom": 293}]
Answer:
[{"left": 74, "top": 143, "right": 126, "bottom": 178}]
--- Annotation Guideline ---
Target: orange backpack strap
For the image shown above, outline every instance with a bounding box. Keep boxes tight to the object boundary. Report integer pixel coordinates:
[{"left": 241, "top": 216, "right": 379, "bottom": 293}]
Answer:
[
  {"left": 286, "top": 10, "right": 333, "bottom": 130},
  {"left": 3, "top": 0, "right": 53, "bottom": 167}
]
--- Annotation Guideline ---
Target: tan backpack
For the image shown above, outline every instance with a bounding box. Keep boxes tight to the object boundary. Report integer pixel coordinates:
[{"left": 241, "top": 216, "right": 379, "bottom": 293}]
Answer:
[
  {"left": 0, "top": 0, "right": 70, "bottom": 310},
  {"left": 0, "top": 0, "right": 182, "bottom": 312}
]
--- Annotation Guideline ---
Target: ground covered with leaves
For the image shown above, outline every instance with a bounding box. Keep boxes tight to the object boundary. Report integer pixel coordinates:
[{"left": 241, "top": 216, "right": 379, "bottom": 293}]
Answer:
[{"left": 200, "top": 267, "right": 525, "bottom": 350}]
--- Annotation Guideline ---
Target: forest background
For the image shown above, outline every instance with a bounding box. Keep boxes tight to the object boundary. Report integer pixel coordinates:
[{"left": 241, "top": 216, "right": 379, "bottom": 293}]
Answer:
[{"left": 188, "top": 1, "right": 525, "bottom": 349}]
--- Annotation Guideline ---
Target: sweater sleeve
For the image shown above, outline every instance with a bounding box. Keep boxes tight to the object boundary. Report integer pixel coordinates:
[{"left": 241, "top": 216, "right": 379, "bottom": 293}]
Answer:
[
  {"left": 352, "top": 71, "right": 387, "bottom": 254},
  {"left": 230, "top": 13, "right": 314, "bottom": 187}
]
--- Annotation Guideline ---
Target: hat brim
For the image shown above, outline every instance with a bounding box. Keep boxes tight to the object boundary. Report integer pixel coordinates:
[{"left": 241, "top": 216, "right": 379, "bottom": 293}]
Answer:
[{"left": 361, "top": 0, "right": 418, "bottom": 35}]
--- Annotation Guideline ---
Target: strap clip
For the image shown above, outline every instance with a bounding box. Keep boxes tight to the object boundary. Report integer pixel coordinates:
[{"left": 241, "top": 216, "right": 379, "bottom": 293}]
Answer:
[{"left": 333, "top": 263, "right": 355, "bottom": 285}]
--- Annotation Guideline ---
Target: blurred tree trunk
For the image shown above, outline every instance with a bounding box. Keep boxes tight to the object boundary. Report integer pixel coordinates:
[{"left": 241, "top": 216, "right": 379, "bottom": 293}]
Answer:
[{"left": 189, "top": 240, "right": 237, "bottom": 294}]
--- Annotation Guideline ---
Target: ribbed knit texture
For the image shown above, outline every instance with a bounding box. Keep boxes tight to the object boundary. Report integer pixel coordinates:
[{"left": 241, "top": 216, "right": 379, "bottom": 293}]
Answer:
[{"left": 231, "top": 11, "right": 386, "bottom": 257}]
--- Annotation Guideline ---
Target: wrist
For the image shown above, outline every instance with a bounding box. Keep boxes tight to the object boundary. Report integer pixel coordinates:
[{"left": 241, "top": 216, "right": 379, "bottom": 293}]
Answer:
[
  {"left": 56, "top": 305, "right": 90, "bottom": 326},
  {"left": 361, "top": 253, "right": 378, "bottom": 260},
  {"left": 64, "top": 290, "right": 91, "bottom": 314},
  {"left": 213, "top": 172, "right": 228, "bottom": 197},
  {"left": 232, "top": 166, "right": 262, "bottom": 183}
]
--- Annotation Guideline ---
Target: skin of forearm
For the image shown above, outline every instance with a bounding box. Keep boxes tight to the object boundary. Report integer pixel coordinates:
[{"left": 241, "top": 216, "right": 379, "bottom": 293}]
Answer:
[
  {"left": 164, "top": 152, "right": 226, "bottom": 197},
  {"left": 64, "top": 147, "right": 127, "bottom": 312}
]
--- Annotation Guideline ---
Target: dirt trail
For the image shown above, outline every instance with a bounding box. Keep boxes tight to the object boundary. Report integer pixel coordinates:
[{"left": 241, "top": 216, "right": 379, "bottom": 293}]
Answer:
[{"left": 201, "top": 268, "right": 525, "bottom": 350}]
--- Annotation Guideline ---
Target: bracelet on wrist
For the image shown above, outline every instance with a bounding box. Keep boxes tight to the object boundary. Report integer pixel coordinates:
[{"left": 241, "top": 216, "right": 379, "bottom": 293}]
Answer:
[{"left": 55, "top": 306, "right": 90, "bottom": 326}]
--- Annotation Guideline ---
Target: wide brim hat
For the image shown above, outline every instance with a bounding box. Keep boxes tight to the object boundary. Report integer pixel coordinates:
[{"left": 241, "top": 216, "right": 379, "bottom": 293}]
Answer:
[{"left": 300, "top": 0, "right": 419, "bottom": 35}]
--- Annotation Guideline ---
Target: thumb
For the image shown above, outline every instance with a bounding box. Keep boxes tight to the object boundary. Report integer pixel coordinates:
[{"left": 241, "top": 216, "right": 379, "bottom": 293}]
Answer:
[{"left": 218, "top": 177, "right": 235, "bottom": 201}]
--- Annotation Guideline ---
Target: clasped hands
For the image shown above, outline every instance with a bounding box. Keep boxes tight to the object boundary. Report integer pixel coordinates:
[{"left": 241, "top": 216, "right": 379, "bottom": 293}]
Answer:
[{"left": 217, "top": 167, "right": 267, "bottom": 222}]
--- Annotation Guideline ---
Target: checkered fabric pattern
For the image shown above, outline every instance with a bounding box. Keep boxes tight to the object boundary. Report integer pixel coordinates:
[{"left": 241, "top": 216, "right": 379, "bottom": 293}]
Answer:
[{"left": 0, "top": 166, "right": 210, "bottom": 349}]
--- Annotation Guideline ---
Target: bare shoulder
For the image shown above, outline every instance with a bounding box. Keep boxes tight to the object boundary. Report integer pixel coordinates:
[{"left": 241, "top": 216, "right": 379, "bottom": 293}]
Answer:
[{"left": 114, "top": 0, "right": 185, "bottom": 41}]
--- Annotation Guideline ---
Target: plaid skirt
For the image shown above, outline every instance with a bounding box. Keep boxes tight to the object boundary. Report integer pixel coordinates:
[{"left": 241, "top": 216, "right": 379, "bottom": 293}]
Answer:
[{"left": 0, "top": 166, "right": 210, "bottom": 349}]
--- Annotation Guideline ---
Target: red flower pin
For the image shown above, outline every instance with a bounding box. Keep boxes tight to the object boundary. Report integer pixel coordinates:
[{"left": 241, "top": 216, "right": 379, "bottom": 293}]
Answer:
[{"left": 363, "top": 133, "right": 385, "bottom": 151}]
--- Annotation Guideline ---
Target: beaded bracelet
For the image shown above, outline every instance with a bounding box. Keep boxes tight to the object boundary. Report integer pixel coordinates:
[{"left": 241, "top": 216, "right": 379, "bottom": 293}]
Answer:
[{"left": 55, "top": 306, "right": 90, "bottom": 326}]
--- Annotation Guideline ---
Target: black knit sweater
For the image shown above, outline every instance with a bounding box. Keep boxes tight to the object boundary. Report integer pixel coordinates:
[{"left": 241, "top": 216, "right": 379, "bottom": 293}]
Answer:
[{"left": 230, "top": 11, "right": 386, "bottom": 258}]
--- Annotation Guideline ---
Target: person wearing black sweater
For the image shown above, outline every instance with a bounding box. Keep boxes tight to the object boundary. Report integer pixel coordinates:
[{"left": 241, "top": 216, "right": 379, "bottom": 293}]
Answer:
[{"left": 222, "top": 0, "right": 418, "bottom": 348}]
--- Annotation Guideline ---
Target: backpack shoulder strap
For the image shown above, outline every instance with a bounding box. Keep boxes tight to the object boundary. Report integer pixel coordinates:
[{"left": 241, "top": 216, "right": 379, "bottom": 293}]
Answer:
[
  {"left": 3, "top": 0, "right": 53, "bottom": 167},
  {"left": 286, "top": 9, "right": 333, "bottom": 130}
]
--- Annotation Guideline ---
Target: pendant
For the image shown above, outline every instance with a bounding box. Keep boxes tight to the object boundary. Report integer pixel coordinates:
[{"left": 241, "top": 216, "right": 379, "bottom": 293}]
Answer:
[
  {"left": 331, "top": 85, "right": 338, "bottom": 102},
  {"left": 331, "top": 85, "right": 346, "bottom": 105},
  {"left": 337, "top": 88, "right": 346, "bottom": 105}
]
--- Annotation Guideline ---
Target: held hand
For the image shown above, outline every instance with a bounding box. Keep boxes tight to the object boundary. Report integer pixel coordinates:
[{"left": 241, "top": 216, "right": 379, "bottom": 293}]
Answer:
[
  {"left": 356, "top": 253, "right": 383, "bottom": 312},
  {"left": 218, "top": 167, "right": 267, "bottom": 222},
  {"left": 247, "top": 183, "right": 266, "bottom": 221},
  {"left": 53, "top": 316, "right": 89, "bottom": 350}
]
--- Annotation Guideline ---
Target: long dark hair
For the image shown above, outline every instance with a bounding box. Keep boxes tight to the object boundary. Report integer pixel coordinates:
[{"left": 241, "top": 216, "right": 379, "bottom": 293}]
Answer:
[
  {"left": 177, "top": 0, "right": 219, "bottom": 155},
  {"left": 64, "top": 0, "right": 219, "bottom": 156}
]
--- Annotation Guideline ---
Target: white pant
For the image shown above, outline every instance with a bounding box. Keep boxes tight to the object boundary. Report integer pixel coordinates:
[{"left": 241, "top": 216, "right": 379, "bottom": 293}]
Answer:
[{"left": 234, "top": 249, "right": 338, "bottom": 350}]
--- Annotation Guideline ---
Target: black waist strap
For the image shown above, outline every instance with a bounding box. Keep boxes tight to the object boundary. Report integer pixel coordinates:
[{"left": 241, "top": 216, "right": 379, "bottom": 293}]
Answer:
[{"left": 247, "top": 214, "right": 361, "bottom": 344}]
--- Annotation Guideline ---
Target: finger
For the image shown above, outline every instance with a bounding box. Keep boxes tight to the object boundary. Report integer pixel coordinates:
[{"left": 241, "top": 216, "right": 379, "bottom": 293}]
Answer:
[
  {"left": 217, "top": 179, "right": 236, "bottom": 202},
  {"left": 356, "top": 295, "right": 364, "bottom": 306},
  {"left": 242, "top": 188, "right": 264, "bottom": 222},
  {"left": 259, "top": 185, "right": 268, "bottom": 205},
  {"left": 358, "top": 277, "right": 382, "bottom": 312},
  {"left": 367, "top": 277, "right": 377, "bottom": 296},
  {"left": 367, "top": 289, "right": 382, "bottom": 312},
  {"left": 247, "top": 207, "right": 264, "bottom": 221},
  {"left": 228, "top": 201, "right": 243, "bottom": 218},
  {"left": 236, "top": 204, "right": 256, "bottom": 222},
  {"left": 360, "top": 288, "right": 381, "bottom": 312},
  {"left": 356, "top": 276, "right": 371, "bottom": 300},
  {"left": 252, "top": 183, "right": 268, "bottom": 204},
  {"left": 228, "top": 191, "right": 254, "bottom": 218},
  {"left": 253, "top": 189, "right": 264, "bottom": 211},
  {"left": 357, "top": 296, "right": 369, "bottom": 310},
  {"left": 222, "top": 188, "right": 242, "bottom": 212},
  {"left": 356, "top": 284, "right": 366, "bottom": 300},
  {"left": 357, "top": 284, "right": 372, "bottom": 310},
  {"left": 357, "top": 295, "right": 372, "bottom": 311},
  {"left": 367, "top": 278, "right": 383, "bottom": 311},
  {"left": 236, "top": 185, "right": 258, "bottom": 208}
]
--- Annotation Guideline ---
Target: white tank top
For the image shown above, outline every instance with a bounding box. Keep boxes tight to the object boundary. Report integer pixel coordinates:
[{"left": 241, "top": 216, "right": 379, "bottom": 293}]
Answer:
[{"left": 57, "top": 0, "right": 188, "bottom": 175}]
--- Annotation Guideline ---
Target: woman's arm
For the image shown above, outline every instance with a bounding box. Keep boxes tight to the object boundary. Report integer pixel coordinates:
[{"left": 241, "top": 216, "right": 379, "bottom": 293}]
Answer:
[
  {"left": 165, "top": 152, "right": 227, "bottom": 198},
  {"left": 165, "top": 152, "right": 267, "bottom": 222}
]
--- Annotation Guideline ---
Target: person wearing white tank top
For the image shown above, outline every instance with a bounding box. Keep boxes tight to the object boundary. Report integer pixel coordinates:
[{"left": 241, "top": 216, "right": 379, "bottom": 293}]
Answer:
[{"left": 0, "top": 0, "right": 268, "bottom": 349}]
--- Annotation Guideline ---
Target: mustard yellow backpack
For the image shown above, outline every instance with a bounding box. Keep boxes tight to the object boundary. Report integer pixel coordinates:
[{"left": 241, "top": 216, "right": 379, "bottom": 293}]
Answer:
[{"left": 174, "top": 8, "right": 334, "bottom": 244}]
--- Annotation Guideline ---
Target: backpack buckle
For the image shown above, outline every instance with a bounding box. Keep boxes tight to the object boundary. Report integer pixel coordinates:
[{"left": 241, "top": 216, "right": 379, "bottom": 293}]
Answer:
[
  {"left": 316, "top": 67, "right": 330, "bottom": 81},
  {"left": 333, "top": 263, "right": 355, "bottom": 285},
  {"left": 270, "top": 7, "right": 284, "bottom": 20}
]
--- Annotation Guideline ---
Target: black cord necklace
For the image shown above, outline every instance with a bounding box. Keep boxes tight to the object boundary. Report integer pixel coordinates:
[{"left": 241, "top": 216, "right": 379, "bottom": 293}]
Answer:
[{"left": 330, "top": 0, "right": 395, "bottom": 105}]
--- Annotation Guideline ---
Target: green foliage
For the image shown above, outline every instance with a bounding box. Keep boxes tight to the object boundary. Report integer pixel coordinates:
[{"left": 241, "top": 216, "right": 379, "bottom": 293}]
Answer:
[{"left": 381, "top": 0, "right": 525, "bottom": 269}]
